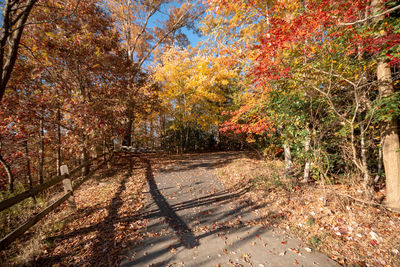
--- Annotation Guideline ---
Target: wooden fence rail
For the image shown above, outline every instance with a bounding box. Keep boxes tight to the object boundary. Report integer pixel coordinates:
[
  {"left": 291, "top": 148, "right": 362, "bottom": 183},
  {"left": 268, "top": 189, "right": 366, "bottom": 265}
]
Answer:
[
  {"left": 0, "top": 153, "right": 109, "bottom": 213},
  {"left": 0, "top": 153, "right": 113, "bottom": 251}
]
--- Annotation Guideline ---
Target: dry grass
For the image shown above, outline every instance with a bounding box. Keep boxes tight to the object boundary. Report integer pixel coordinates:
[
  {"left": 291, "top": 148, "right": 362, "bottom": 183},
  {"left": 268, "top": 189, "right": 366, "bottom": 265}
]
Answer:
[
  {"left": 216, "top": 154, "right": 400, "bottom": 267},
  {"left": 0, "top": 188, "right": 74, "bottom": 266}
]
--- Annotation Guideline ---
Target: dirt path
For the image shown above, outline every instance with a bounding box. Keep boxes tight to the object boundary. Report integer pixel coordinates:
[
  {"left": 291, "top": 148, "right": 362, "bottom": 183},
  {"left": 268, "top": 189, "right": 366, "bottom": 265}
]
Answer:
[{"left": 121, "top": 153, "right": 339, "bottom": 267}]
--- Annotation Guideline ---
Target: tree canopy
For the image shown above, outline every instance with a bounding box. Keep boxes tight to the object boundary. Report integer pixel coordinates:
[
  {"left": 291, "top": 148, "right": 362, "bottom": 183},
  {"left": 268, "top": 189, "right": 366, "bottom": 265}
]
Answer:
[{"left": 1, "top": 0, "right": 400, "bottom": 210}]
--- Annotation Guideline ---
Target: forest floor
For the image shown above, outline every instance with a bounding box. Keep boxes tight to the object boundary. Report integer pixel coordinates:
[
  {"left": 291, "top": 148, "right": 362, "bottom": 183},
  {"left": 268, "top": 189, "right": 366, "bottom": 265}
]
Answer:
[
  {"left": 216, "top": 153, "right": 400, "bottom": 267},
  {"left": 2, "top": 154, "right": 148, "bottom": 266},
  {"left": 3, "top": 152, "right": 399, "bottom": 266}
]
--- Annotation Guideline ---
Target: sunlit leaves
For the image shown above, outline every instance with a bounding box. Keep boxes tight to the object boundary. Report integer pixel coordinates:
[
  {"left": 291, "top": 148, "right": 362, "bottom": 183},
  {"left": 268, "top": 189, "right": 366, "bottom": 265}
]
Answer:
[{"left": 152, "top": 46, "right": 236, "bottom": 131}]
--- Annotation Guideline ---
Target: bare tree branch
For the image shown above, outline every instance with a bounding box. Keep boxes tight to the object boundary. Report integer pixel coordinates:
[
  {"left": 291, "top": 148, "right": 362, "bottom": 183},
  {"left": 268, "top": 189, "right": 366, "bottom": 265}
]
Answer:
[{"left": 338, "top": 4, "right": 400, "bottom": 26}]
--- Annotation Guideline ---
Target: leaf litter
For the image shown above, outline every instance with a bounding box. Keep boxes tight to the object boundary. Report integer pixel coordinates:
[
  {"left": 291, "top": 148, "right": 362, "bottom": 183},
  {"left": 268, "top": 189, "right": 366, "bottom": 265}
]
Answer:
[
  {"left": 8, "top": 154, "right": 148, "bottom": 266},
  {"left": 216, "top": 153, "right": 400, "bottom": 267},
  {"left": 5, "top": 151, "right": 398, "bottom": 266}
]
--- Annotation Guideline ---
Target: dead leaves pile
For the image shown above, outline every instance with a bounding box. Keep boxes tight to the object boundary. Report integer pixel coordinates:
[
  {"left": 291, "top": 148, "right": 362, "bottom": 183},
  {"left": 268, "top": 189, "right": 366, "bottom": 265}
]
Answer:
[
  {"left": 32, "top": 155, "right": 147, "bottom": 266},
  {"left": 217, "top": 155, "right": 400, "bottom": 267}
]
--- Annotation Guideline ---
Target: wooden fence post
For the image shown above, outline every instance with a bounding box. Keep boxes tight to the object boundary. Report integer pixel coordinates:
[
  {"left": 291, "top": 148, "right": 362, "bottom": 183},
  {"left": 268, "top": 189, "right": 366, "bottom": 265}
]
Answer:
[{"left": 60, "top": 165, "right": 76, "bottom": 210}]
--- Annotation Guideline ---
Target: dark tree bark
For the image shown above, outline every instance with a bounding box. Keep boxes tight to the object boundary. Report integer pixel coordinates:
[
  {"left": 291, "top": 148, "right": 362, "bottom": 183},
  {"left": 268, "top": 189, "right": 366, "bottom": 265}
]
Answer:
[
  {"left": 81, "top": 136, "right": 90, "bottom": 177},
  {"left": 0, "top": 154, "right": 13, "bottom": 192},
  {"left": 38, "top": 118, "right": 44, "bottom": 184},
  {"left": 123, "top": 116, "right": 133, "bottom": 147},
  {"left": 0, "top": 0, "right": 38, "bottom": 102},
  {"left": 24, "top": 139, "right": 34, "bottom": 188},
  {"left": 56, "top": 108, "right": 62, "bottom": 177}
]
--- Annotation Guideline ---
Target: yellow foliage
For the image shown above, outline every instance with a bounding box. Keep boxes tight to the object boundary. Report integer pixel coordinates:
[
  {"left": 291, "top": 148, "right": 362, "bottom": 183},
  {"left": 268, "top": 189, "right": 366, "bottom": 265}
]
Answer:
[{"left": 152, "top": 46, "right": 238, "bottom": 130}]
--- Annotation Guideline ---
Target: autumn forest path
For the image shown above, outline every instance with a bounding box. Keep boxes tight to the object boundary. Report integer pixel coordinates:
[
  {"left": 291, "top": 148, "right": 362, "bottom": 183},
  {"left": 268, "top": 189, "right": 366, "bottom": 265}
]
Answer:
[{"left": 121, "top": 152, "right": 339, "bottom": 267}]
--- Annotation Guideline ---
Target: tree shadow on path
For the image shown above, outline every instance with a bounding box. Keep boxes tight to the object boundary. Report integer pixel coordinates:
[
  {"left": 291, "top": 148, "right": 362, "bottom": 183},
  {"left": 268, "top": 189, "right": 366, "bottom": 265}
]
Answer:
[
  {"left": 33, "top": 153, "right": 254, "bottom": 266},
  {"left": 122, "top": 156, "right": 255, "bottom": 266},
  {"left": 141, "top": 158, "right": 198, "bottom": 249}
]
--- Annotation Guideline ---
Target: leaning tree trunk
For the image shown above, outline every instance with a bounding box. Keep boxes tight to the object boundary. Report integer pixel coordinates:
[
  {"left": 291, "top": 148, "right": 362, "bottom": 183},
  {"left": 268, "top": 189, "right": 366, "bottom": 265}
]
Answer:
[
  {"left": 0, "top": 0, "right": 38, "bottom": 102},
  {"left": 0, "top": 155, "right": 13, "bottom": 193},
  {"left": 372, "top": 0, "right": 400, "bottom": 210}
]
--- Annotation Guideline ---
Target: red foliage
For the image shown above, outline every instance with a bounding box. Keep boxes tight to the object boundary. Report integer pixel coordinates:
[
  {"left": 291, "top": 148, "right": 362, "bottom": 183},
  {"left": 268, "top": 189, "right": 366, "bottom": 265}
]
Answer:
[
  {"left": 219, "top": 103, "right": 275, "bottom": 140},
  {"left": 252, "top": 0, "right": 399, "bottom": 83}
]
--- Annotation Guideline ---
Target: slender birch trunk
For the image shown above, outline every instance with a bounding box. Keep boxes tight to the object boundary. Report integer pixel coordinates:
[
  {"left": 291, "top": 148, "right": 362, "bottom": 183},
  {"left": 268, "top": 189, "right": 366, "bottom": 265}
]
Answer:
[
  {"left": 374, "top": 144, "right": 383, "bottom": 184},
  {"left": 360, "top": 121, "right": 370, "bottom": 187},
  {"left": 302, "top": 135, "right": 311, "bottom": 182}
]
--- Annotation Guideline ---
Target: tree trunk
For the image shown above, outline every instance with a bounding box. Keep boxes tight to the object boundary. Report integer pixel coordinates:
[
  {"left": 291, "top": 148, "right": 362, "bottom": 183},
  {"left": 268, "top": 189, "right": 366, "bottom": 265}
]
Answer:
[
  {"left": 216, "top": 127, "right": 220, "bottom": 148},
  {"left": 38, "top": 118, "right": 44, "bottom": 185},
  {"left": 103, "top": 136, "right": 107, "bottom": 161},
  {"left": 132, "top": 117, "right": 136, "bottom": 148},
  {"left": 382, "top": 116, "right": 400, "bottom": 210},
  {"left": 56, "top": 108, "right": 62, "bottom": 177},
  {"left": 185, "top": 125, "right": 189, "bottom": 152},
  {"left": 372, "top": 0, "right": 400, "bottom": 209},
  {"left": 284, "top": 143, "right": 293, "bottom": 174},
  {"left": 123, "top": 116, "right": 133, "bottom": 147},
  {"left": 150, "top": 119, "right": 155, "bottom": 148},
  {"left": 0, "top": 154, "right": 13, "bottom": 193},
  {"left": 81, "top": 138, "right": 90, "bottom": 177},
  {"left": 147, "top": 119, "right": 151, "bottom": 148},
  {"left": 374, "top": 144, "right": 383, "bottom": 184},
  {"left": 161, "top": 113, "right": 166, "bottom": 148},
  {"left": 24, "top": 138, "right": 36, "bottom": 203},
  {"left": 24, "top": 139, "right": 33, "bottom": 189},
  {"left": 180, "top": 127, "right": 183, "bottom": 154},
  {"left": 302, "top": 135, "right": 311, "bottom": 183},
  {"left": 357, "top": 29, "right": 371, "bottom": 195},
  {"left": 360, "top": 120, "right": 371, "bottom": 194},
  {"left": 0, "top": 0, "right": 38, "bottom": 102}
]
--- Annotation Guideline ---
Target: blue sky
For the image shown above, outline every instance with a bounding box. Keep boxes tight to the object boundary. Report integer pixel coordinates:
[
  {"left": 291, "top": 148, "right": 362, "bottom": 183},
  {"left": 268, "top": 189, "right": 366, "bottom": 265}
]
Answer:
[
  {"left": 0, "top": 1, "right": 204, "bottom": 48},
  {"left": 182, "top": 27, "right": 203, "bottom": 47},
  {"left": 0, "top": 1, "right": 4, "bottom": 27},
  {"left": 147, "top": 2, "right": 204, "bottom": 48}
]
